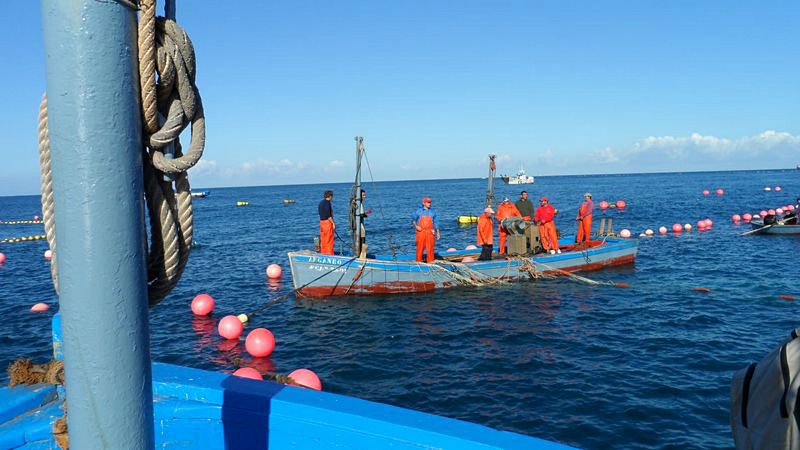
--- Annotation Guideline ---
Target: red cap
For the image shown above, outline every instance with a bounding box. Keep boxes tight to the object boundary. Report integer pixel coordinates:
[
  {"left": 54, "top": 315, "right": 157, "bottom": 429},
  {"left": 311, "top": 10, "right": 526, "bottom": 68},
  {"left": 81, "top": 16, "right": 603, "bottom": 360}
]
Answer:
[
  {"left": 540, "top": 197, "right": 548, "bottom": 202},
  {"left": 422, "top": 197, "right": 432, "bottom": 203}
]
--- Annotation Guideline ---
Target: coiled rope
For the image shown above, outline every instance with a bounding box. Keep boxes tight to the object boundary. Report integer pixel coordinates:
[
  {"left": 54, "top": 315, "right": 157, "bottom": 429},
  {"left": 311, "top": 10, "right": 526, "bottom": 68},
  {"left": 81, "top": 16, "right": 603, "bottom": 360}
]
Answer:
[{"left": 37, "top": 0, "right": 205, "bottom": 306}]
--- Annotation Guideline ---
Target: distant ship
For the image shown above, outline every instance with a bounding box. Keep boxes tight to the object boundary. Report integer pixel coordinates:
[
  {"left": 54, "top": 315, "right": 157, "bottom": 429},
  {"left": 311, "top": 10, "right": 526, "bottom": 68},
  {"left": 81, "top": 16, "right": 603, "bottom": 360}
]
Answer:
[
  {"left": 500, "top": 167, "right": 534, "bottom": 185},
  {"left": 190, "top": 191, "right": 209, "bottom": 198}
]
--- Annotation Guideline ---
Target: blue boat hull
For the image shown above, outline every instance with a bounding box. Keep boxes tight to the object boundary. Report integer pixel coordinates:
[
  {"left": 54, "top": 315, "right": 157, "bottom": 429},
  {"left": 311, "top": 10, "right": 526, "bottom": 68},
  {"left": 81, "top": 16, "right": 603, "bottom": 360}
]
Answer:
[{"left": 288, "top": 237, "right": 638, "bottom": 297}]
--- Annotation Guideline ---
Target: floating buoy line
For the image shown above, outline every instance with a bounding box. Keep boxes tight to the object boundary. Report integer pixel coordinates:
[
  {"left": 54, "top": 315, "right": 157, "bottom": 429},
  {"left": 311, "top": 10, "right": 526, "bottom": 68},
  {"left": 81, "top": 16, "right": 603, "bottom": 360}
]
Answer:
[
  {"left": 0, "top": 220, "right": 44, "bottom": 225},
  {"left": 0, "top": 234, "right": 47, "bottom": 244}
]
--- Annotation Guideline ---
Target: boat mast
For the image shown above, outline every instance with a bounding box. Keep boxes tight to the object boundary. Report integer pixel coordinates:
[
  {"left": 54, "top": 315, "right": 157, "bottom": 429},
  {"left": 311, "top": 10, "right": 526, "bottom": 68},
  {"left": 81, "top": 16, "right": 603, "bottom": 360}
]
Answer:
[
  {"left": 352, "top": 136, "right": 365, "bottom": 256},
  {"left": 41, "top": 0, "right": 154, "bottom": 446},
  {"left": 486, "top": 154, "right": 496, "bottom": 207}
]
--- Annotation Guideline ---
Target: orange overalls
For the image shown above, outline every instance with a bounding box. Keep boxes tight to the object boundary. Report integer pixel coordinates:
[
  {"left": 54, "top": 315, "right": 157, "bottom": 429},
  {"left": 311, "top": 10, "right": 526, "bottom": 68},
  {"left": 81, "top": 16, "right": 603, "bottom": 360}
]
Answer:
[
  {"left": 415, "top": 215, "right": 436, "bottom": 263},
  {"left": 535, "top": 204, "right": 559, "bottom": 252},
  {"left": 496, "top": 202, "right": 522, "bottom": 254},
  {"left": 576, "top": 201, "right": 593, "bottom": 244},
  {"left": 319, "top": 220, "right": 334, "bottom": 255},
  {"left": 477, "top": 214, "right": 493, "bottom": 245}
]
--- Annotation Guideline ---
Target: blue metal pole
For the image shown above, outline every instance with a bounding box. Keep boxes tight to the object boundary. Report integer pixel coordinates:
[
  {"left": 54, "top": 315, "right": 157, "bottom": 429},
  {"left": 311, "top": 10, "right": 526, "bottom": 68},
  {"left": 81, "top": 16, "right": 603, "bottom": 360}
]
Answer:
[{"left": 41, "top": 1, "right": 154, "bottom": 448}]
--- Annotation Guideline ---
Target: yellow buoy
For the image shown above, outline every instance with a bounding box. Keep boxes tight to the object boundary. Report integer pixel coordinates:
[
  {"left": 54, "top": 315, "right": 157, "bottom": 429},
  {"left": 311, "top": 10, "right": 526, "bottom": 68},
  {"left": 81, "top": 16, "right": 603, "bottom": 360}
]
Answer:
[
  {"left": 457, "top": 215, "right": 478, "bottom": 224},
  {"left": 236, "top": 201, "right": 250, "bottom": 206},
  {"left": 283, "top": 199, "right": 296, "bottom": 204}
]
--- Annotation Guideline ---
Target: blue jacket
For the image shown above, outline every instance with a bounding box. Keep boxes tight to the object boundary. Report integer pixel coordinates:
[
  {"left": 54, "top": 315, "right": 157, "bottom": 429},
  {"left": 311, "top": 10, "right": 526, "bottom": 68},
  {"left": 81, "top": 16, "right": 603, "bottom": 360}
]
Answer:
[{"left": 412, "top": 206, "right": 439, "bottom": 229}]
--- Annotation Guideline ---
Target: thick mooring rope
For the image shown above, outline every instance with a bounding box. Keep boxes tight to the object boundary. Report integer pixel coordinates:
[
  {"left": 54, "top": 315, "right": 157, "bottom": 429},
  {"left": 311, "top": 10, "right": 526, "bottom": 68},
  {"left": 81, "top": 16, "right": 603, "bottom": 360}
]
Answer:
[{"left": 37, "top": 0, "right": 205, "bottom": 306}]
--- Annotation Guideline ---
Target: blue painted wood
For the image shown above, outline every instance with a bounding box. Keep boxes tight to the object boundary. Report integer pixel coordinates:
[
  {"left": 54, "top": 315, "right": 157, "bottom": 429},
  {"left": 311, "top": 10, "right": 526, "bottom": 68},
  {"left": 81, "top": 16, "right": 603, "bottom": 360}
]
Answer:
[
  {"left": 40, "top": 0, "right": 153, "bottom": 447},
  {"left": 0, "top": 361, "right": 573, "bottom": 449},
  {"left": 0, "top": 385, "right": 61, "bottom": 449}
]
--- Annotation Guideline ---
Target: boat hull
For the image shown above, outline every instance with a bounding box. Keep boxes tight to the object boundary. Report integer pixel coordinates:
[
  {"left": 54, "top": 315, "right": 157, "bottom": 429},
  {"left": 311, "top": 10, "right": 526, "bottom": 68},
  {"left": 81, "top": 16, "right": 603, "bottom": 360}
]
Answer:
[
  {"left": 289, "top": 237, "right": 638, "bottom": 298},
  {"left": 750, "top": 219, "right": 800, "bottom": 234}
]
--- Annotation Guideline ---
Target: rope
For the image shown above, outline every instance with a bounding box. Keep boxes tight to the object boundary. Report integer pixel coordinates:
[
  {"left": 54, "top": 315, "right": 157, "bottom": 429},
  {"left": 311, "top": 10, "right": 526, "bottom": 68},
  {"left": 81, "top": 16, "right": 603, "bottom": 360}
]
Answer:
[
  {"left": 244, "top": 256, "right": 359, "bottom": 320},
  {"left": 36, "top": 0, "right": 205, "bottom": 306},
  {"left": 363, "top": 151, "right": 399, "bottom": 258},
  {"left": 535, "top": 260, "right": 627, "bottom": 287}
]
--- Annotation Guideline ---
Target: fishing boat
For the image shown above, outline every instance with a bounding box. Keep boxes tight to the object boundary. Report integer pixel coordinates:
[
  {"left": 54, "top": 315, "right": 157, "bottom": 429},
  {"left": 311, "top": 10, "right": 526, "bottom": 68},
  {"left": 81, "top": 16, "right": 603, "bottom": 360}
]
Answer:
[
  {"left": 748, "top": 217, "right": 800, "bottom": 235},
  {"left": 501, "top": 167, "right": 534, "bottom": 185},
  {"left": 289, "top": 238, "right": 637, "bottom": 297},
  {"left": 190, "top": 191, "right": 210, "bottom": 198},
  {"left": 288, "top": 150, "right": 637, "bottom": 297}
]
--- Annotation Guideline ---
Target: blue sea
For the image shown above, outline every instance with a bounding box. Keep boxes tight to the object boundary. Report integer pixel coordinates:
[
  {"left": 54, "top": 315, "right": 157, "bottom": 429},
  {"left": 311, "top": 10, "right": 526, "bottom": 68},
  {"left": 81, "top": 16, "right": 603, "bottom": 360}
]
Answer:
[{"left": 1, "top": 169, "right": 799, "bottom": 449}]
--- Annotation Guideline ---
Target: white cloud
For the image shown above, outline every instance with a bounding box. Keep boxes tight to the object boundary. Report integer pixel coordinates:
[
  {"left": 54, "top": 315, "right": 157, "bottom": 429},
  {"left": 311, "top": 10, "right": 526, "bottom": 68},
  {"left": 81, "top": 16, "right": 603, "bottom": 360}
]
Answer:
[
  {"left": 630, "top": 130, "right": 800, "bottom": 161},
  {"left": 328, "top": 159, "right": 344, "bottom": 168},
  {"left": 240, "top": 159, "right": 309, "bottom": 174},
  {"left": 191, "top": 159, "right": 218, "bottom": 174}
]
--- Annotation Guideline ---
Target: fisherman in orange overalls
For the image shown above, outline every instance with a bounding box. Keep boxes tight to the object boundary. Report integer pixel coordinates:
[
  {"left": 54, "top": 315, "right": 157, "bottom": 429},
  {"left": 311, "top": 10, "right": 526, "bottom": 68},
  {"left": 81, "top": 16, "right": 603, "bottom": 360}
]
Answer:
[
  {"left": 575, "top": 192, "right": 594, "bottom": 245},
  {"left": 318, "top": 190, "right": 335, "bottom": 255},
  {"left": 535, "top": 197, "right": 560, "bottom": 254},
  {"left": 477, "top": 207, "right": 495, "bottom": 260},
  {"left": 495, "top": 197, "right": 522, "bottom": 254},
  {"left": 411, "top": 197, "right": 440, "bottom": 263}
]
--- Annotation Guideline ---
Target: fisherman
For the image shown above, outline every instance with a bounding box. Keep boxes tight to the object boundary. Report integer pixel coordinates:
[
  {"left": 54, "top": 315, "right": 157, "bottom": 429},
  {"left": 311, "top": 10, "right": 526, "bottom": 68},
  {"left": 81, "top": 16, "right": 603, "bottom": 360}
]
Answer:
[
  {"left": 477, "top": 207, "right": 495, "bottom": 260},
  {"left": 786, "top": 197, "right": 800, "bottom": 224},
  {"left": 496, "top": 197, "right": 522, "bottom": 254},
  {"left": 318, "top": 190, "right": 335, "bottom": 255},
  {"left": 412, "top": 197, "right": 440, "bottom": 263},
  {"left": 535, "top": 197, "right": 560, "bottom": 254},
  {"left": 515, "top": 191, "right": 535, "bottom": 221},
  {"left": 575, "top": 192, "right": 594, "bottom": 244}
]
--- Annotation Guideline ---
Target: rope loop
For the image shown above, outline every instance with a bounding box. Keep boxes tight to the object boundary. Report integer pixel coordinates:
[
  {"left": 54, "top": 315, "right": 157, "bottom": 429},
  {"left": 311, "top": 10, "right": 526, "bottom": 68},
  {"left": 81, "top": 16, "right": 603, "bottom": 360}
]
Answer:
[{"left": 37, "top": 0, "right": 205, "bottom": 306}]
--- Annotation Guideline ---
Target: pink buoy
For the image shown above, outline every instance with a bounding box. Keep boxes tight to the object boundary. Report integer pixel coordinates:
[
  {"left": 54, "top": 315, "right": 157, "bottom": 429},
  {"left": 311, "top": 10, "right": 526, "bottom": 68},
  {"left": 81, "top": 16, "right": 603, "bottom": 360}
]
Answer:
[
  {"left": 598, "top": 200, "right": 609, "bottom": 210},
  {"left": 245, "top": 328, "right": 275, "bottom": 358},
  {"left": 759, "top": 210, "right": 768, "bottom": 217},
  {"left": 658, "top": 226, "right": 668, "bottom": 235},
  {"left": 30, "top": 303, "right": 49, "bottom": 312},
  {"left": 742, "top": 213, "right": 752, "bottom": 222},
  {"left": 44, "top": 249, "right": 53, "bottom": 260},
  {"left": 461, "top": 256, "right": 476, "bottom": 262},
  {"left": 768, "top": 209, "right": 776, "bottom": 215},
  {"left": 776, "top": 208, "right": 784, "bottom": 215},
  {"left": 696, "top": 221, "right": 706, "bottom": 230},
  {"left": 702, "top": 190, "right": 710, "bottom": 196},
  {"left": 775, "top": 186, "right": 782, "bottom": 191},
  {"left": 191, "top": 293, "right": 215, "bottom": 316},
  {"left": 233, "top": 367, "right": 263, "bottom": 380},
  {"left": 715, "top": 189, "right": 724, "bottom": 195},
  {"left": 704, "top": 219, "right": 713, "bottom": 228},
  {"left": 446, "top": 247, "right": 457, "bottom": 252},
  {"left": 288, "top": 368, "right": 322, "bottom": 390},
  {"left": 615, "top": 200, "right": 626, "bottom": 209},
  {"left": 0, "top": 253, "right": 6, "bottom": 264},
  {"left": 731, "top": 214, "right": 741, "bottom": 223},
  {"left": 672, "top": 223, "right": 682, "bottom": 233},
  {"left": 789, "top": 206, "right": 796, "bottom": 212},
  {"left": 217, "top": 315, "right": 244, "bottom": 340},
  {"left": 684, "top": 224, "right": 692, "bottom": 231},
  {"left": 619, "top": 229, "right": 631, "bottom": 238},
  {"left": 34, "top": 215, "right": 40, "bottom": 221},
  {"left": 266, "top": 264, "right": 282, "bottom": 280},
  {"left": 465, "top": 244, "right": 478, "bottom": 250}
]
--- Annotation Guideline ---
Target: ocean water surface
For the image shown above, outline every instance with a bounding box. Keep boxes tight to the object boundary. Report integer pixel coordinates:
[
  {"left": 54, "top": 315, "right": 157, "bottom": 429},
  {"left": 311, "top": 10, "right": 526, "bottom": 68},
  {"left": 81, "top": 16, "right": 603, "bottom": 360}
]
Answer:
[{"left": 1, "top": 169, "right": 799, "bottom": 449}]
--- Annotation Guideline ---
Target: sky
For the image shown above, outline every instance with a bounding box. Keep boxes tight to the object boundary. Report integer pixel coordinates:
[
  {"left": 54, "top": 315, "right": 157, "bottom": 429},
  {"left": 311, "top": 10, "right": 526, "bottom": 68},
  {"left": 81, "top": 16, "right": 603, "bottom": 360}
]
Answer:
[{"left": 1, "top": 1, "right": 799, "bottom": 196}]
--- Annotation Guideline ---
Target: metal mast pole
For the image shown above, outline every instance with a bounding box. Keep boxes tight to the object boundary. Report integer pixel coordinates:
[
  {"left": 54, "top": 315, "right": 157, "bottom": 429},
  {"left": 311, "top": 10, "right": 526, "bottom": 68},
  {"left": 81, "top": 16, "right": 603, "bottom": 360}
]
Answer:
[
  {"left": 486, "top": 154, "right": 497, "bottom": 207},
  {"left": 41, "top": 0, "right": 154, "bottom": 447},
  {"left": 353, "top": 136, "right": 364, "bottom": 256}
]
